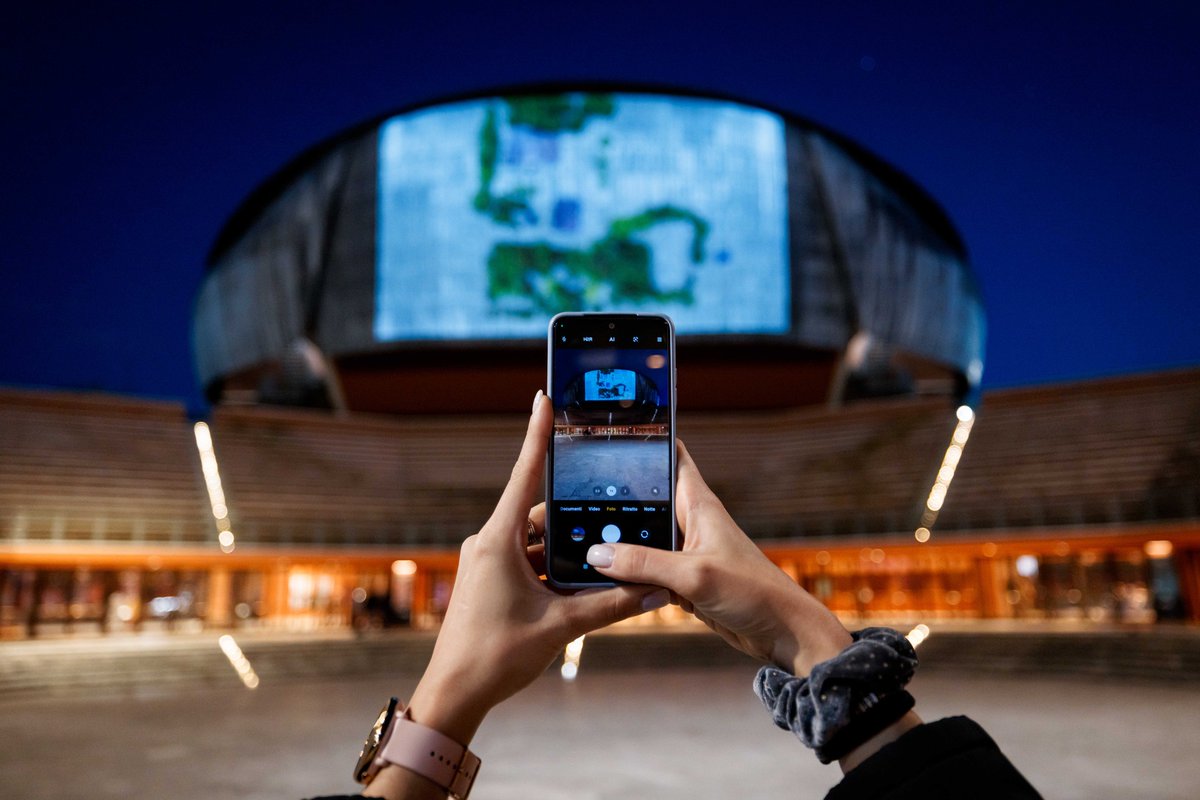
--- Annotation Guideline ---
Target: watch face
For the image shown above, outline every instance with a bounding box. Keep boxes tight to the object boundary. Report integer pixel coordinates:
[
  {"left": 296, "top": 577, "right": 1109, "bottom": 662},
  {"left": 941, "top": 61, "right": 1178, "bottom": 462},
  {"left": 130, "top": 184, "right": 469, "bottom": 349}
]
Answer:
[{"left": 354, "top": 697, "right": 399, "bottom": 783}]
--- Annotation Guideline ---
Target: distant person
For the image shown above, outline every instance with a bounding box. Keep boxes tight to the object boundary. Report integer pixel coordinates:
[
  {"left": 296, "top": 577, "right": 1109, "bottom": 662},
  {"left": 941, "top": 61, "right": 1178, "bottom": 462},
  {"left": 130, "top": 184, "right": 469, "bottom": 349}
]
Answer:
[{"left": 310, "top": 393, "right": 1041, "bottom": 800}]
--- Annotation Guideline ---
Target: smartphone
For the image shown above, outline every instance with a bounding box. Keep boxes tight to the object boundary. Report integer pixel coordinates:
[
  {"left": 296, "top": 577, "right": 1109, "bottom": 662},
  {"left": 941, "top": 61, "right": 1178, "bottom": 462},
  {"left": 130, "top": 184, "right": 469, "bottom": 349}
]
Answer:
[{"left": 545, "top": 312, "right": 677, "bottom": 588}]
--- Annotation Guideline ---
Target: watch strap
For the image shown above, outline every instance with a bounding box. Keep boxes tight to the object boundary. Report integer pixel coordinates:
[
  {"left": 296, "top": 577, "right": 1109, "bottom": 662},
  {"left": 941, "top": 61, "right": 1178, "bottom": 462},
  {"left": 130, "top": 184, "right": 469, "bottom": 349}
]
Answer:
[{"left": 375, "top": 708, "right": 480, "bottom": 799}]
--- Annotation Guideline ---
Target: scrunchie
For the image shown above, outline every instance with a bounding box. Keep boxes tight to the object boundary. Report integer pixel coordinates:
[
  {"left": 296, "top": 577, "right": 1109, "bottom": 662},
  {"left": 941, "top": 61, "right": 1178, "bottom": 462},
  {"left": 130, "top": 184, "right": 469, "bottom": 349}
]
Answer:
[{"left": 753, "top": 627, "right": 918, "bottom": 763}]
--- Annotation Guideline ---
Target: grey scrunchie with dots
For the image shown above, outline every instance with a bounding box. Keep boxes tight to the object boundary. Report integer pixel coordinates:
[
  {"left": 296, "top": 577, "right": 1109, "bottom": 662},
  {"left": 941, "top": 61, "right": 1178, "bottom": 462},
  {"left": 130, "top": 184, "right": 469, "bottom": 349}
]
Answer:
[{"left": 753, "top": 627, "right": 918, "bottom": 763}]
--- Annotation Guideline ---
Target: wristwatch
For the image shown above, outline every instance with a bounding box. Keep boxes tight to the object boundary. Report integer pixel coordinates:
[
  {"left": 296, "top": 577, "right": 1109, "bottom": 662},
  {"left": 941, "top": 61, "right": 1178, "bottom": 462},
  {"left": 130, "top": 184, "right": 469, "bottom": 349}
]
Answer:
[{"left": 354, "top": 697, "right": 481, "bottom": 799}]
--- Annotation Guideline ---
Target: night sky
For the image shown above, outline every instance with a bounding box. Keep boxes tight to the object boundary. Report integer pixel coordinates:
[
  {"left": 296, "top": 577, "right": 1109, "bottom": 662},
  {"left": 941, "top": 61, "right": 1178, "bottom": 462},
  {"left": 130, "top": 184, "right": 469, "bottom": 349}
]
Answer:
[{"left": 2, "top": 2, "right": 1197, "bottom": 412}]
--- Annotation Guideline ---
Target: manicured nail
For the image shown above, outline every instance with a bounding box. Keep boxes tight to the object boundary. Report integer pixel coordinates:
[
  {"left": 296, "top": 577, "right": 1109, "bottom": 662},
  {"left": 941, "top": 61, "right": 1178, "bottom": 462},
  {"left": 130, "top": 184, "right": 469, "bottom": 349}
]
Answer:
[
  {"left": 641, "top": 589, "right": 670, "bottom": 612},
  {"left": 586, "top": 544, "right": 614, "bottom": 568},
  {"left": 532, "top": 389, "right": 544, "bottom": 415}
]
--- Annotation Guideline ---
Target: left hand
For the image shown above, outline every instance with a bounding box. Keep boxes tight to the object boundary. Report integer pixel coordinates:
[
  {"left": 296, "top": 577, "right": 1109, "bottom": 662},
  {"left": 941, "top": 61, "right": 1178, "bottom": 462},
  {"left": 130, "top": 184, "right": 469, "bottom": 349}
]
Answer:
[{"left": 402, "top": 391, "right": 668, "bottom": 744}]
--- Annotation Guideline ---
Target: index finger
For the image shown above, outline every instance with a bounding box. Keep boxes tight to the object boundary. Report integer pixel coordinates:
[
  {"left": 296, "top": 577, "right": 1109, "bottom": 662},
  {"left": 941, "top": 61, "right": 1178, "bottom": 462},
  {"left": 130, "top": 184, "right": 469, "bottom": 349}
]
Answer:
[{"left": 487, "top": 390, "right": 552, "bottom": 537}]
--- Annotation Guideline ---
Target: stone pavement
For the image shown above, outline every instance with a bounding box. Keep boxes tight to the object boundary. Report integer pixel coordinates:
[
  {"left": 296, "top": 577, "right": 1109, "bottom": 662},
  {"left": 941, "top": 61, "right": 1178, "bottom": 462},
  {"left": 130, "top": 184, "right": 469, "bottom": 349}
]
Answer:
[{"left": 2, "top": 665, "right": 1198, "bottom": 800}]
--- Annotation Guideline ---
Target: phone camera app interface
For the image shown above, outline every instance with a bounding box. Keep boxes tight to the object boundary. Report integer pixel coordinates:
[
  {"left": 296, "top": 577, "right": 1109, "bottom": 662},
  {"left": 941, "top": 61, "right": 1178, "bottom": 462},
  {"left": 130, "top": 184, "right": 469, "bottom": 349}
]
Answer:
[{"left": 549, "top": 317, "right": 673, "bottom": 584}]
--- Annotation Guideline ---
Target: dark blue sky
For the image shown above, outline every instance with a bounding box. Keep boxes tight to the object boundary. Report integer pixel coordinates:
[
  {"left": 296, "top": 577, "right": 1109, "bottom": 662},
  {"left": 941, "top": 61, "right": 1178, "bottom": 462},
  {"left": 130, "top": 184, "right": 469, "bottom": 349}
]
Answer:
[{"left": 2, "top": 1, "right": 1197, "bottom": 410}]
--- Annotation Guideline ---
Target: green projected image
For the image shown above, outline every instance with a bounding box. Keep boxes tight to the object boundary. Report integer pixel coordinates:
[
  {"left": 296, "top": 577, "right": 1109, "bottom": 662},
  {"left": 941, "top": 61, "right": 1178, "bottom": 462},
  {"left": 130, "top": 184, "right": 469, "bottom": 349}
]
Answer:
[{"left": 375, "top": 93, "right": 790, "bottom": 341}]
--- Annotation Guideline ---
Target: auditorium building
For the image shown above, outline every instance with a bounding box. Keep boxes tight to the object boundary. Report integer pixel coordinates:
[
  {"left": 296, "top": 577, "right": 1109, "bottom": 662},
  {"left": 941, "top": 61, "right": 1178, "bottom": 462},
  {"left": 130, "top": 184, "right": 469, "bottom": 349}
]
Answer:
[{"left": 1, "top": 87, "right": 1196, "bottom": 636}]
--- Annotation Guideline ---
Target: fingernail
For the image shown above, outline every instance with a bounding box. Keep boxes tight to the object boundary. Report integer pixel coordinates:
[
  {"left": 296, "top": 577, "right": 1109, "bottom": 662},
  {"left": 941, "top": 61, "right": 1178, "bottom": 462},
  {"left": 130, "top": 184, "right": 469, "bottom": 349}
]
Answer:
[
  {"left": 532, "top": 389, "right": 544, "bottom": 415},
  {"left": 641, "top": 589, "right": 670, "bottom": 612},
  {"left": 586, "top": 544, "right": 614, "bottom": 568}
]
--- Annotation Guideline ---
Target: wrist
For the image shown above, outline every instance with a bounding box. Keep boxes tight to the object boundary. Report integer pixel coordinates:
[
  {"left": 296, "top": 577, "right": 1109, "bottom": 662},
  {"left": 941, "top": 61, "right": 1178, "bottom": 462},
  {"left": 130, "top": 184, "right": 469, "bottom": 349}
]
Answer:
[
  {"left": 753, "top": 627, "right": 921, "bottom": 765},
  {"left": 408, "top": 668, "right": 491, "bottom": 746},
  {"left": 362, "top": 696, "right": 484, "bottom": 800},
  {"left": 768, "top": 586, "right": 852, "bottom": 676},
  {"left": 788, "top": 624, "right": 853, "bottom": 676}
]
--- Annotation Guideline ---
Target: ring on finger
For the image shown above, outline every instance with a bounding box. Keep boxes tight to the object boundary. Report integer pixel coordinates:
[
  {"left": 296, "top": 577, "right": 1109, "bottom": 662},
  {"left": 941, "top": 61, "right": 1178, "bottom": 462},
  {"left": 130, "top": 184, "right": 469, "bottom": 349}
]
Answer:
[{"left": 526, "top": 518, "right": 544, "bottom": 546}]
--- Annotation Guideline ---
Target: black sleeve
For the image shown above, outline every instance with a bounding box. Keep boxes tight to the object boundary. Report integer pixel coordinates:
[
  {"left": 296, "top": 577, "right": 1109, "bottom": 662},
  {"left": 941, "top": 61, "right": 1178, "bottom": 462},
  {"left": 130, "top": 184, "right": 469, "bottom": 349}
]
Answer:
[{"left": 824, "top": 716, "right": 1043, "bottom": 800}]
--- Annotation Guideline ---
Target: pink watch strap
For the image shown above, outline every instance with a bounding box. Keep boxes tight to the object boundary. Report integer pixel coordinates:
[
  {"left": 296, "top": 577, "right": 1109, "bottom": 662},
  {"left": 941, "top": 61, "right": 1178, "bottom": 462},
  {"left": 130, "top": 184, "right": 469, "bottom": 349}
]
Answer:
[{"left": 375, "top": 710, "right": 481, "bottom": 799}]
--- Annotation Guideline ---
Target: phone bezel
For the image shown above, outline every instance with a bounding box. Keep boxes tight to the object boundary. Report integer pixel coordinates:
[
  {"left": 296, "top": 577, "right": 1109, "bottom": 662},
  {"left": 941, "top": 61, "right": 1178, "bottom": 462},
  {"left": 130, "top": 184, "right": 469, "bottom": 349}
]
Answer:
[{"left": 545, "top": 312, "right": 678, "bottom": 589}]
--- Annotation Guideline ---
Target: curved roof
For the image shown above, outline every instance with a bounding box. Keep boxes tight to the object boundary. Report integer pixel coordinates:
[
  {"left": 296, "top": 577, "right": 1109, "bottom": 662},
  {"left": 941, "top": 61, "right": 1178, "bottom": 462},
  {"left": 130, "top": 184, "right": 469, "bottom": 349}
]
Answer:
[
  {"left": 207, "top": 81, "right": 967, "bottom": 264},
  {"left": 194, "top": 83, "right": 984, "bottom": 411}
]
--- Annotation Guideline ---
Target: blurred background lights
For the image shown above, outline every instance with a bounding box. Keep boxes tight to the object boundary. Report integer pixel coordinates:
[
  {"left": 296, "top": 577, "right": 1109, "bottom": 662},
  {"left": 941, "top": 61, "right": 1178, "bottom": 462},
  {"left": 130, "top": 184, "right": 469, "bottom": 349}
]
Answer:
[
  {"left": 218, "top": 635, "right": 260, "bottom": 689},
  {"left": 561, "top": 634, "right": 585, "bottom": 681},
  {"left": 943, "top": 445, "right": 962, "bottom": 467},
  {"left": 967, "top": 359, "right": 984, "bottom": 385},
  {"left": 1016, "top": 554, "right": 1039, "bottom": 578},
  {"left": 193, "top": 421, "right": 236, "bottom": 553},
  {"left": 906, "top": 624, "right": 931, "bottom": 648},
  {"left": 916, "top": 408, "right": 976, "bottom": 540},
  {"left": 565, "top": 635, "right": 585, "bottom": 660},
  {"left": 1143, "top": 540, "right": 1173, "bottom": 559},
  {"left": 391, "top": 559, "right": 418, "bottom": 577},
  {"left": 149, "top": 596, "right": 182, "bottom": 616}
]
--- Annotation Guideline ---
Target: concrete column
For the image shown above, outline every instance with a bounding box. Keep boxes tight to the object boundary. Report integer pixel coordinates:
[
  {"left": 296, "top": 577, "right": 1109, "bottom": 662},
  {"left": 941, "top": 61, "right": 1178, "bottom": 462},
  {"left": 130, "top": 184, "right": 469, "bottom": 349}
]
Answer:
[
  {"left": 1177, "top": 549, "right": 1200, "bottom": 623},
  {"left": 411, "top": 568, "right": 429, "bottom": 629},
  {"left": 975, "top": 557, "right": 1005, "bottom": 618},
  {"left": 264, "top": 567, "right": 289, "bottom": 625},
  {"left": 207, "top": 568, "right": 233, "bottom": 628},
  {"left": 929, "top": 569, "right": 945, "bottom": 616}
]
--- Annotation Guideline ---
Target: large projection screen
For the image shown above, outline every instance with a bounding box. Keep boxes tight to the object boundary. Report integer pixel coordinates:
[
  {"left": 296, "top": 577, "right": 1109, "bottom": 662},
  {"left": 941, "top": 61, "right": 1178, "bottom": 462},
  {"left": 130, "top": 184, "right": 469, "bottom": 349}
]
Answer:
[{"left": 374, "top": 93, "right": 790, "bottom": 342}]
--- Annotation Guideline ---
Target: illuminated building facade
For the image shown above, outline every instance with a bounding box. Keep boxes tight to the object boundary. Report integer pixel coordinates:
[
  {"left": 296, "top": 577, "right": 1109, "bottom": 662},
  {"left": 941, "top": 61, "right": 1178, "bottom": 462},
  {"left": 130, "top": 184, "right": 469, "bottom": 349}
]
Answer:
[{"left": 2, "top": 369, "right": 1197, "bottom": 636}]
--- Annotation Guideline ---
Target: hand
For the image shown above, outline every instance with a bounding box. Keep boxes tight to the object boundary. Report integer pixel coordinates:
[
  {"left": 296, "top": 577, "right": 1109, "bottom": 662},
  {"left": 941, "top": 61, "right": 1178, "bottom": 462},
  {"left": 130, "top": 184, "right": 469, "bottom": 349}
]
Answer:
[
  {"left": 586, "top": 439, "right": 852, "bottom": 676},
  {"left": 402, "top": 392, "right": 668, "bottom": 743}
]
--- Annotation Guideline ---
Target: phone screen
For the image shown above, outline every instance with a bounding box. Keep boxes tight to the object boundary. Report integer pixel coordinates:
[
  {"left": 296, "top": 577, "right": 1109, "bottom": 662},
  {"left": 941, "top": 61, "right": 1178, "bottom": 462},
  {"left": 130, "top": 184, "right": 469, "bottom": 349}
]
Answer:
[{"left": 546, "top": 313, "right": 677, "bottom": 587}]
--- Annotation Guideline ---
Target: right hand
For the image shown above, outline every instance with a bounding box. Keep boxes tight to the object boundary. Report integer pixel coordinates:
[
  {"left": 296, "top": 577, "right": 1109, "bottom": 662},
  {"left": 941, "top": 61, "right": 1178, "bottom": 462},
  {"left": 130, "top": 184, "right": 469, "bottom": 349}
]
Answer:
[{"left": 587, "top": 440, "right": 852, "bottom": 676}]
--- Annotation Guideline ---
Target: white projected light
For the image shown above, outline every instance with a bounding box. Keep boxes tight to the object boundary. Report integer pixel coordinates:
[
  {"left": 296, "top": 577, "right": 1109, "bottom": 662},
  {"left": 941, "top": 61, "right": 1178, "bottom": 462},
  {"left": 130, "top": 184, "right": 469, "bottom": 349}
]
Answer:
[{"left": 375, "top": 93, "right": 790, "bottom": 341}]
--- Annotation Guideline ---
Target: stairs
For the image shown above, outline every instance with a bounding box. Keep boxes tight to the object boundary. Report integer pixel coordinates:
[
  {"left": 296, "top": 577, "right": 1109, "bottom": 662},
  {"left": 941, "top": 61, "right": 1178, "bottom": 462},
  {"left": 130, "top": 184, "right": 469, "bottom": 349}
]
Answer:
[{"left": 3, "top": 627, "right": 1199, "bottom": 703}]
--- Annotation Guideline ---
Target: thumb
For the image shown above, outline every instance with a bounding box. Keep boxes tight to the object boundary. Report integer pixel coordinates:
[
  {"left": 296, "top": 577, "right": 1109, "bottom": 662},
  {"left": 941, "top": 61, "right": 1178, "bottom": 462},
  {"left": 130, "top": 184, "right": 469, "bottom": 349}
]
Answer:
[
  {"left": 487, "top": 390, "right": 551, "bottom": 541},
  {"left": 561, "top": 584, "right": 671, "bottom": 637},
  {"left": 586, "top": 543, "right": 697, "bottom": 598}
]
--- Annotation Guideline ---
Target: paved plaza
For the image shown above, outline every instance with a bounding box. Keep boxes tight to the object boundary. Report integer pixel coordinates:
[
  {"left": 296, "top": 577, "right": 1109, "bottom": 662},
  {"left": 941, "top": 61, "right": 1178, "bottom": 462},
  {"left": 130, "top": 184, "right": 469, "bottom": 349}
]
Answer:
[
  {"left": 2, "top": 664, "right": 1199, "bottom": 799},
  {"left": 553, "top": 437, "right": 671, "bottom": 500}
]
